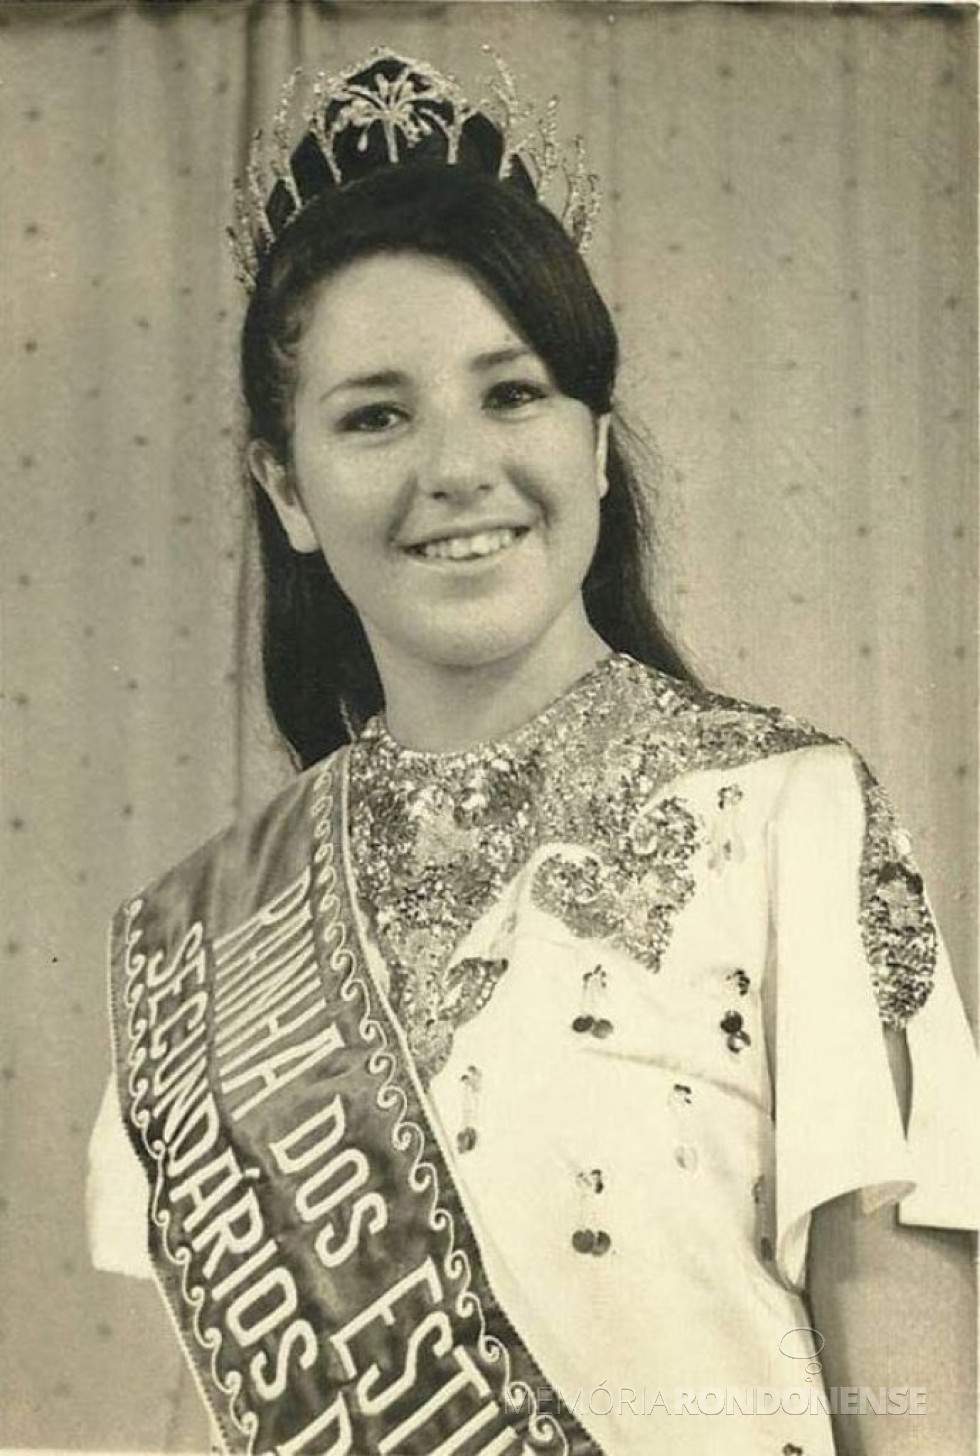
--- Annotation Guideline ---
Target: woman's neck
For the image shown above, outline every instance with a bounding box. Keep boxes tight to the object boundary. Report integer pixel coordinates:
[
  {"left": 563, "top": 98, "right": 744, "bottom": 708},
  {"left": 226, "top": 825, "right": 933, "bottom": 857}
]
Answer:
[{"left": 370, "top": 613, "right": 612, "bottom": 753}]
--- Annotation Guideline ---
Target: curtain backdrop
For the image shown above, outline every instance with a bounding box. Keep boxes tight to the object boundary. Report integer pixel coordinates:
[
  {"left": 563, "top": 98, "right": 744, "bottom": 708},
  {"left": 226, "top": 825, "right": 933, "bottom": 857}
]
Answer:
[{"left": 1, "top": 1, "right": 975, "bottom": 1449}]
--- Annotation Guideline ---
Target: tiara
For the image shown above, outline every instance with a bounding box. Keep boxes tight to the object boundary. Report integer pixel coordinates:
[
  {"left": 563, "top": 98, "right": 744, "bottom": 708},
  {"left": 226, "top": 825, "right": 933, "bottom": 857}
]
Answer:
[{"left": 228, "top": 47, "right": 601, "bottom": 291}]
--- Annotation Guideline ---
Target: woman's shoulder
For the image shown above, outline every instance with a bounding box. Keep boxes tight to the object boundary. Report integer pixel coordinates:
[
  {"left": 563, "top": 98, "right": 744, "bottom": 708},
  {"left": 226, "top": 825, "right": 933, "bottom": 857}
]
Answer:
[
  {"left": 604, "top": 660, "right": 901, "bottom": 875},
  {"left": 606, "top": 654, "right": 857, "bottom": 787},
  {"left": 113, "top": 744, "right": 348, "bottom": 932}
]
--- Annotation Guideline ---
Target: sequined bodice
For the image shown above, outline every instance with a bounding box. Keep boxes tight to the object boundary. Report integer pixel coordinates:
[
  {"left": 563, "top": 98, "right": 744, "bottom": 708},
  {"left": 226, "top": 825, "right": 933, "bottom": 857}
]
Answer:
[{"left": 346, "top": 653, "right": 935, "bottom": 1083}]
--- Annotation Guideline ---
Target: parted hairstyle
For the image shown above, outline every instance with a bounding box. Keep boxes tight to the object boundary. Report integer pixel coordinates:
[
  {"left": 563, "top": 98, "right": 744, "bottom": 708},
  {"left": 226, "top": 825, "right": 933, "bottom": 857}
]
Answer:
[{"left": 242, "top": 145, "right": 692, "bottom": 767}]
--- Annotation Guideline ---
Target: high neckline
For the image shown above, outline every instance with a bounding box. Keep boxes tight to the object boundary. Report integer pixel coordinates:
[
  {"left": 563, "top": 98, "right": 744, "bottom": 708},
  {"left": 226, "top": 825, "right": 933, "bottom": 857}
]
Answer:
[{"left": 358, "top": 651, "right": 631, "bottom": 763}]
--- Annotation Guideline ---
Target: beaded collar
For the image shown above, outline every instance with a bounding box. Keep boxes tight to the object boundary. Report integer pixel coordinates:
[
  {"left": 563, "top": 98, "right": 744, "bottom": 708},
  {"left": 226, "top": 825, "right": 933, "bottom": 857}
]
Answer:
[
  {"left": 345, "top": 653, "right": 935, "bottom": 1082},
  {"left": 361, "top": 651, "right": 623, "bottom": 764}
]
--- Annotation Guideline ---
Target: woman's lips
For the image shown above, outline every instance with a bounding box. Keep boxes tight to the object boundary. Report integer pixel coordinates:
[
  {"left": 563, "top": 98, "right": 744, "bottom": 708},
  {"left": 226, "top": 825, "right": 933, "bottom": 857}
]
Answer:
[{"left": 407, "top": 525, "right": 529, "bottom": 563}]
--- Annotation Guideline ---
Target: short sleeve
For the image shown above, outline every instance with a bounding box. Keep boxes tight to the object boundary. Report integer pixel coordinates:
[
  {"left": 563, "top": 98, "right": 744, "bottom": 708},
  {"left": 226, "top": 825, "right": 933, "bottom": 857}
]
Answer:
[
  {"left": 86, "top": 1075, "right": 153, "bottom": 1279},
  {"left": 769, "top": 745, "right": 979, "bottom": 1290}
]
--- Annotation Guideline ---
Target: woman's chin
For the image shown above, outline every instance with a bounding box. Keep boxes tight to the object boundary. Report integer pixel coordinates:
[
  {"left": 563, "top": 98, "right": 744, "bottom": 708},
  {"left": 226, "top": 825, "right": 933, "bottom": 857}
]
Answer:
[
  {"left": 392, "top": 605, "right": 598, "bottom": 682},
  {"left": 416, "top": 627, "right": 542, "bottom": 674},
  {"left": 390, "top": 608, "right": 554, "bottom": 676}
]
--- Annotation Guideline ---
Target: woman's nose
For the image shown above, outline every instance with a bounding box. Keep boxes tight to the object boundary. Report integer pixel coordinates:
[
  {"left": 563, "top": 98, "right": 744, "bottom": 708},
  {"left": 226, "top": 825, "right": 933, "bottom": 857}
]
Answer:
[{"left": 421, "top": 417, "right": 495, "bottom": 502}]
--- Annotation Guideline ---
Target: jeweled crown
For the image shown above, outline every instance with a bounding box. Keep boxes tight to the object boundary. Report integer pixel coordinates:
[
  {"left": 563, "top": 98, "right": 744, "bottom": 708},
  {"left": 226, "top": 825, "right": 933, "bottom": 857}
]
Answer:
[{"left": 229, "top": 47, "right": 600, "bottom": 291}]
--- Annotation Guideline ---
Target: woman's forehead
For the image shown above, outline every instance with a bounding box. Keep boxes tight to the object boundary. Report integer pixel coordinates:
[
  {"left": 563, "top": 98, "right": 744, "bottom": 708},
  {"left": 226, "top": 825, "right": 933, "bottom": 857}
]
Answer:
[{"left": 299, "top": 252, "right": 532, "bottom": 383}]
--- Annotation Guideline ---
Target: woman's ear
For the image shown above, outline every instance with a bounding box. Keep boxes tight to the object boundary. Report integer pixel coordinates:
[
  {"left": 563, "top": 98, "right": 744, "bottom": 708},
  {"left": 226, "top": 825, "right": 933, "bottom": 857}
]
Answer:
[
  {"left": 247, "top": 439, "right": 320, "bottom": 554},
  {"left": 595, "top": 414, "right": 611, "bottom": 500}
]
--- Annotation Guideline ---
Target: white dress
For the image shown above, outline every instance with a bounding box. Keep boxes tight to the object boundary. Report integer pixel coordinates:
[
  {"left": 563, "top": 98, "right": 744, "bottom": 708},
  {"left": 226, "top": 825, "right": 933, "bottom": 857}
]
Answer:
[{"left": 90, "top": 655, "right": 978, "bottom": 1455}]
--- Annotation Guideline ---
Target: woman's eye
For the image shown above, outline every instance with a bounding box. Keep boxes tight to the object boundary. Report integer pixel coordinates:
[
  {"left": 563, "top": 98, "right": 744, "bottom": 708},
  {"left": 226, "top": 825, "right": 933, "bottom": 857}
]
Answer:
[
  {"left": 485, "top": 380, "right": 549, "bottom": 412},
  {"left": 338, "top": 403, "right": 406, "bottom": 433}
]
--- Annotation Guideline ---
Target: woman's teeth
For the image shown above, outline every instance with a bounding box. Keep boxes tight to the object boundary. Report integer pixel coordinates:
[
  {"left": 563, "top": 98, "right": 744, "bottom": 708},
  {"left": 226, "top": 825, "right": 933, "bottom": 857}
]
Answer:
[{"left": 414, "top": 527, "right": 523, "bottom": 562}]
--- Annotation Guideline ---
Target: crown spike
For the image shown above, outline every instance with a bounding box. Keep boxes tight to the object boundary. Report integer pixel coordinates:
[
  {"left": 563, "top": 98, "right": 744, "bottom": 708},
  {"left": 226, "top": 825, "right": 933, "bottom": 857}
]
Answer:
[
  {"left": 226, "top": 228, "right": 256, "bottom": 293},
  {"left": 308, "top": 71, "right": 344, "bottom": 185},
  {"left": 481, "top": 45, "right": 529, "bottom": 180},
  {"left": 230, "top": 180, "right": 259, "bottom": 281},
  {"left": 563, "top": 136, "right": 601, "bottom": 252},
  {"left": 270, "top": 69, "right": 303, "bottom": 212},
  {"left": 533, "top": 95, "right": 561, "bottom": 191},
  {"left": 244, "top": 130, "right": 275, "bottom": 248}
]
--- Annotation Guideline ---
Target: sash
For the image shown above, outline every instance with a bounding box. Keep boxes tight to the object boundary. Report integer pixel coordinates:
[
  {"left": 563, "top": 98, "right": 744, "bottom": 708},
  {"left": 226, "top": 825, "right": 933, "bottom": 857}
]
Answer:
[{"left": 109, "top": 752, "right": 602, "bottom": 1456}]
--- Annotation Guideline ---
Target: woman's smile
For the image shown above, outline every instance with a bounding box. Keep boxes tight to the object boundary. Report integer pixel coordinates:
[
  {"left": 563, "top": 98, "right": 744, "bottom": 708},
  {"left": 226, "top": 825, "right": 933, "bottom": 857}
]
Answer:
[{"left": 404, "top": 524, "right": 531, "bottom": 564}]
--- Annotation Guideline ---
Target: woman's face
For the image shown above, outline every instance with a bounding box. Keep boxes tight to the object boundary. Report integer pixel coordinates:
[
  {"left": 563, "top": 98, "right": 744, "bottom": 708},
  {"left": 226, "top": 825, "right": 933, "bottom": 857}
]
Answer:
[{"left": 254, "top": 251, "right": 609, "bottom": 679}]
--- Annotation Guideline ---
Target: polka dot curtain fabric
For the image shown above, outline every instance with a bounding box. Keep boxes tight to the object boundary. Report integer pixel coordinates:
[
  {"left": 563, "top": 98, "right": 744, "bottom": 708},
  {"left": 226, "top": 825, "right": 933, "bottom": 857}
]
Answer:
[{"left": 0, "top": 2, "right": 975, "bottom": 1450}]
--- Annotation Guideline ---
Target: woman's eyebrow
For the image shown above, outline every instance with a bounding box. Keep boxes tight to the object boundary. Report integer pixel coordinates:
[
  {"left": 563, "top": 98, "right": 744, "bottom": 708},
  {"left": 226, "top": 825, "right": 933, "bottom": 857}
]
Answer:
[
  {"left": 320, "top": 369, "right": 407, "bottom": 402},
  {"left": 470, "top": 346, "right": 536, "bottom": 372}
]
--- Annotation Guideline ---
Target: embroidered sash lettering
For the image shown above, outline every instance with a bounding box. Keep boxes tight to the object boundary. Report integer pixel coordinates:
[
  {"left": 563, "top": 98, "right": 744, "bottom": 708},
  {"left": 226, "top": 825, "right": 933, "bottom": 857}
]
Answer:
[{"left": 111, "top": 769, "right": 597, "bottom": 1456}]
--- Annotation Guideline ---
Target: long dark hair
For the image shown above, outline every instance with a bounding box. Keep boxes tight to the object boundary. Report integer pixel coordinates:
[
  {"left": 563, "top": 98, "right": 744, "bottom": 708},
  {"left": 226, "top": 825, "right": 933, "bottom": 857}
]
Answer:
[{"left": 242, "top": 128, "right": 691, "bottom": 766}]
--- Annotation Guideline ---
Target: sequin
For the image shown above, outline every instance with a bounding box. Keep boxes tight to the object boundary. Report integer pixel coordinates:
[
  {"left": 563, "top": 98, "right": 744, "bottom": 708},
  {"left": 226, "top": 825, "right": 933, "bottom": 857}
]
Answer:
[
  {"left": 752, "top": 1174, "right": 775, "bottom": 1264},
  {"left": 571, "top": 1226, "right": 612, "bottom": 1255},
  {"left": 456, "top": 1126, "right": 478, "bottom": 1154},
  {"left": 344, "top": 654, "right": 936, "bottom": 1082},
  {"left": 709, "top": 782, "right": 746, "bottom": 870},
  {"left": 572, "top": 964, "right": 615, "bottom": 1037},
  {"left": 720, "top": 1010, "right": 751, "bottom": 1054},
  {"left": 456, "top": 1065, "right": 482, "bottom": 1154},
  {"left": 461, "top": 1064, "right": 483, "bottom": 1093}
]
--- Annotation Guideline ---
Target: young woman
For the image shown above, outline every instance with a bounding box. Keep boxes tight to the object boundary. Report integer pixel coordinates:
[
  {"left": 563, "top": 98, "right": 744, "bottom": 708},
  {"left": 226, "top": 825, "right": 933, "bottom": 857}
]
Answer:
[{"left": 89, "top": 51, "right": 977, "bottom": 1456}]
